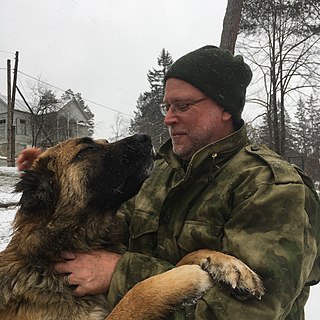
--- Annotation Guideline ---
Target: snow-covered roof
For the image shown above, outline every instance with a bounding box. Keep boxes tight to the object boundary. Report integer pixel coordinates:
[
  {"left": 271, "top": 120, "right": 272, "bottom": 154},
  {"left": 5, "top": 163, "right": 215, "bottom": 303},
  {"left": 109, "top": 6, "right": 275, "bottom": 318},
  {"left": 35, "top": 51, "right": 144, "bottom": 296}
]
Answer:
[
  {"left": 0, "top": 94, "right": 33, "bottom": 113},
  {"left": 0, "top": 95, "right": 90, "bottom": 121}
]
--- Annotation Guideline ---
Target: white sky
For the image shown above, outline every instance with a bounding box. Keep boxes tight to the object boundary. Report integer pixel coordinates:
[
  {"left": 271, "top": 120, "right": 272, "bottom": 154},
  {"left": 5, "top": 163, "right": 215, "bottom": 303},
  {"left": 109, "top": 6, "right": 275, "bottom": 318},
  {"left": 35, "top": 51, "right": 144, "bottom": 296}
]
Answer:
[
  {"left": 0, "top": 0, "right": 232, "bottom": 139},
  {"left": 0, "top": 1, "right": 319, "bottom": 316}
]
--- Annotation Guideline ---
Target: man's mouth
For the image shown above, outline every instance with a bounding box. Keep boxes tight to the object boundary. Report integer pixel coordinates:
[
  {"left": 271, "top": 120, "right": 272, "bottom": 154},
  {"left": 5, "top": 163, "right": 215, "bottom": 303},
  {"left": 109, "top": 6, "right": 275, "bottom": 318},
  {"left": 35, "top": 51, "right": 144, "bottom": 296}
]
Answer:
[{"left": 170, "top": 130, "right": 186, "bottom": 137}]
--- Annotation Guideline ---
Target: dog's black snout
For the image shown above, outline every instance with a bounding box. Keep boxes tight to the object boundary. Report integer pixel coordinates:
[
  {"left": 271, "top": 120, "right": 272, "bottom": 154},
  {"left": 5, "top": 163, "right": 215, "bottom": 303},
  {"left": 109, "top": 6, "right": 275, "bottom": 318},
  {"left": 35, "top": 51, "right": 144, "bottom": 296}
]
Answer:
[{"left": 134, "top": 133, "right": 151, "bottom": 144}]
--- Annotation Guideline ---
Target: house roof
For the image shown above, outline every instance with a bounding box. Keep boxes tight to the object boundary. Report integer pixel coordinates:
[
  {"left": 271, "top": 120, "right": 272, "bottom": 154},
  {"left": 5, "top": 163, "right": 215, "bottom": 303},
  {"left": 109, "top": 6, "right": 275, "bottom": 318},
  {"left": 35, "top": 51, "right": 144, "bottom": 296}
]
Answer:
[
  {"left": 59, "top": 99, "right": 91, "bottom": 120},
  {"left": 0, "top": 95, "right": 87, "bottom": 115},
  {"left": 0, "top": 94, "right": 32, "bottom": 113},
  {"left": 1, "top": 95, "right": 91, "bottom": 123}
]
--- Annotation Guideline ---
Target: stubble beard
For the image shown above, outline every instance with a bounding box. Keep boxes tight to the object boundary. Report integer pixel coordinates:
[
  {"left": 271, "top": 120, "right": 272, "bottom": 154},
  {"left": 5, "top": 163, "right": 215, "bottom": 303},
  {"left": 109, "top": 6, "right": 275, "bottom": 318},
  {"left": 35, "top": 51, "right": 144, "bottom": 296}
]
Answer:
[{"left": 171, "top": 125, "right": 216, "bottom": 161}]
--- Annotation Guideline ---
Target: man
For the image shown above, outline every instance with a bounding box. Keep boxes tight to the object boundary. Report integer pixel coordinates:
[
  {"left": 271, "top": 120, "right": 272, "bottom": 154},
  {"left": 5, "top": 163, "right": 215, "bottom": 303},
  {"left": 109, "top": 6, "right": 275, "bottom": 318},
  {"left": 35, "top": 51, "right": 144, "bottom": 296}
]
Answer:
[{"left": 18, "top": 45, "right": 320, "bottom": 319}]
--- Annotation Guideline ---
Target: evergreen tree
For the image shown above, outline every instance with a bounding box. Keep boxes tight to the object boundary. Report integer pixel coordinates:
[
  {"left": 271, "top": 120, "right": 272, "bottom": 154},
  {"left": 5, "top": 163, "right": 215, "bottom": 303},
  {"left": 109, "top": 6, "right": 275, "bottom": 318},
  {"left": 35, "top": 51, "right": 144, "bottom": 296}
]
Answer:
[
  {"left": 39, "top": 89, "right": 59, "bottom": 111},
  {"left": 62, "top": 89, "right": 95, "bottom": 136},
  {"left": 292, "top": 98, "right": 310, "bottom": 156},
  {"left": 130, "top": 49, "right": 173, "bottom": 150},
  {"left": 305, "top": 94, "right": 320, "bottom": 154},
  {"left": 254, "top": 103, "right": 294, "bottom": 153},
  {"left": 293, "top": 94, "right": 320, "bottom": 180},
  {"left": 32, "top": 89, "right": 60, "bottom": 147}
]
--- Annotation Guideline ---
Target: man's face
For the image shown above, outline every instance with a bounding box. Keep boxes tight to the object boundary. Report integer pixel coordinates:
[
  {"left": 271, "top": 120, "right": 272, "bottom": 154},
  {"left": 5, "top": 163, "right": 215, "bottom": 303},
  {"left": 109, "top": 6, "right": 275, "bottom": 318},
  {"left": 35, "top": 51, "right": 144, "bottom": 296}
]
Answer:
[{"left": 163, "top": 78, "right": 234, "bottom": 161}]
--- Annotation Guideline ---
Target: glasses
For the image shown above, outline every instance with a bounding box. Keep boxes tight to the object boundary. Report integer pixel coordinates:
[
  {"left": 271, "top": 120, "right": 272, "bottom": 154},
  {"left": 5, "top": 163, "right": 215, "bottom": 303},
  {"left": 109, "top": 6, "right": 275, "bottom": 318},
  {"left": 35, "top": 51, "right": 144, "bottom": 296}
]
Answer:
[{"left": 159, "top": 97, "right": 207, "bottom": 116}]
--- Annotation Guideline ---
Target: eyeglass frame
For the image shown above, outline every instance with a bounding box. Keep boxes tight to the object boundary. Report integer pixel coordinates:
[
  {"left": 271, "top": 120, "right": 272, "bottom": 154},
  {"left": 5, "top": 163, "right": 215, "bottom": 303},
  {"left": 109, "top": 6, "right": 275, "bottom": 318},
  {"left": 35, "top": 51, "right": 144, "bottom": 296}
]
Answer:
[{"left": 159, "top": 97, "right": 208, "bottom": 116}]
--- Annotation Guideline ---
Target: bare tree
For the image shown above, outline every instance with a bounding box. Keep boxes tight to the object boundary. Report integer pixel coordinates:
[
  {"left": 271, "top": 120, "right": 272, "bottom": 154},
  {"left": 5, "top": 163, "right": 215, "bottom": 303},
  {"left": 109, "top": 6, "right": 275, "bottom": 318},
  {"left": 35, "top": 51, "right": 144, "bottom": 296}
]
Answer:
[
  {"left": 239, "top": 0, "right": 320, "bottom": 156},
  {"left": 26, "top": 78, "right": 60, "bottom": 147},
  {"left": 109, "top": 113, "right": 130, "bottom": 142}
]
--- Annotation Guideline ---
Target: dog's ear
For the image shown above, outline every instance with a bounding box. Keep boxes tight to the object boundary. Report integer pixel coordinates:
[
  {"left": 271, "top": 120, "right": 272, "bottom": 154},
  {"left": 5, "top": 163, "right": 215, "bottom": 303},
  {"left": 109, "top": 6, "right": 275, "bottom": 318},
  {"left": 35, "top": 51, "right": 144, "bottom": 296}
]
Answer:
[{"left": 15, "top": 157, "right": 59, "bottom": 213}]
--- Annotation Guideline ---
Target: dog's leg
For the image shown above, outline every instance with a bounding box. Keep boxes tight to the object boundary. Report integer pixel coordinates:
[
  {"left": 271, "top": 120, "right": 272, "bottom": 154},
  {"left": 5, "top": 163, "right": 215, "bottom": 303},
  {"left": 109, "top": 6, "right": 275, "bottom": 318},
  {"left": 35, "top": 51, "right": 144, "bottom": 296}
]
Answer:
[
  {"left": 176, "top": 249, "right": 265, "bottom": 299},
  {"left": 106, "top": 249, "right": 264, "bottom": 320},
  {"left": 106, "top": 264, "right": 213, "bottom": 320}
]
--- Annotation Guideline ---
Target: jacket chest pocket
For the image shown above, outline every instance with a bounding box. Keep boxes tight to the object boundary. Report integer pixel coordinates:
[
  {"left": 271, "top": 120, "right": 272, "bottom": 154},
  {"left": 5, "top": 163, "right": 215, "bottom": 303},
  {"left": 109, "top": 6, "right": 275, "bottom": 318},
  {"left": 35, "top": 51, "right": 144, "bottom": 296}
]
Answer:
[
  {"left": 177, "top": 220, "right": 223, "bottom": 256},
  {"left": 129, "top": 209, "right": 159, "bottom": 255}
]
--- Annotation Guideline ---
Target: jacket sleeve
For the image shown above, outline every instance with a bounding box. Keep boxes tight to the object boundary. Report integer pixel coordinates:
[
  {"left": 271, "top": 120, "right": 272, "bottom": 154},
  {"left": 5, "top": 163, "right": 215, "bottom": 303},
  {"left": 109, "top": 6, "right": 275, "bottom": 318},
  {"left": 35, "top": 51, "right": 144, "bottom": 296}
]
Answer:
[
  {"left": 107, "top": 252, "right": 174, "bottom": 310},
  {"left": 200, "top": 181, "right": 318, "bottom": 319}
]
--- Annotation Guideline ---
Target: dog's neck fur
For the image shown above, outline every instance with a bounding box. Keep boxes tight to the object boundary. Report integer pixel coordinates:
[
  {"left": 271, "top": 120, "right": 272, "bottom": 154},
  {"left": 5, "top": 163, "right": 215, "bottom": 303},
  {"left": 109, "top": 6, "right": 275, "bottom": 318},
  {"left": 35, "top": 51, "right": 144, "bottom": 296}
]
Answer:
[{"left": 6, "top": 206, "right": 126, "bottom": 262}]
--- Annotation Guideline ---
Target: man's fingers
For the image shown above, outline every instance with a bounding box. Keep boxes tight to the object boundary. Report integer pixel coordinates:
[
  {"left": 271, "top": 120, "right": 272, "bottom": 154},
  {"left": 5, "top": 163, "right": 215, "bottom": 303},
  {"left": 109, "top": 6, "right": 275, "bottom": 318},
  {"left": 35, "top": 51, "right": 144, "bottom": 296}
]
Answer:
[
  {"left": 54, "top": 252, "right": 76, "bottom": 273},
  {"left": 54, "top": 261, "right": 70, "bottom": 274},
  {"left": 60, "top": 251, "right": 77, "bottom": 260},
  {"left": 71, "top": 285, "right": 86, "bottom": 297},
  {"left": 17, "top": 147, "right": 43, "bottom": 171}
]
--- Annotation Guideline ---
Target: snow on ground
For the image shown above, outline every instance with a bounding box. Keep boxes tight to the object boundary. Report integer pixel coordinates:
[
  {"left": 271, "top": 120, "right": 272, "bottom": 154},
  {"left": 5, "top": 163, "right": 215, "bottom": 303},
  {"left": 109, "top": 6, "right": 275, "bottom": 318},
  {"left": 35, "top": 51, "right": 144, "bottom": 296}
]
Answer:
[
  {"left": 0, "top": 165, "right": 20, "bottom": 250},
  {"left": 0, "top": 208, "right": 16, "bottom": 250},
  {"left": 0, "top": 166, "right": 319, "bottom": 318}
]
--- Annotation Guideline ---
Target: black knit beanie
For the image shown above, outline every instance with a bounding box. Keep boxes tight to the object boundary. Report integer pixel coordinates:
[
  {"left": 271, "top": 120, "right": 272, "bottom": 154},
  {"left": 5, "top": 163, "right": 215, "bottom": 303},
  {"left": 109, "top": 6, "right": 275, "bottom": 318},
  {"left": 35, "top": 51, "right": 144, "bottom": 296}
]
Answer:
[{"left": 164, "top": 45, "right": 252, "bottom": 128}]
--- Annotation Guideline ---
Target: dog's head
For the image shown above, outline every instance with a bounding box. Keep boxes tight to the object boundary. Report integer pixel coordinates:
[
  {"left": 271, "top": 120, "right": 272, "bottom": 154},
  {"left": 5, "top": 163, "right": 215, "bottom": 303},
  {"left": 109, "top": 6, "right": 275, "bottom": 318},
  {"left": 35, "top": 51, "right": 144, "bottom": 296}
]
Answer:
[{"left": 15, "top": 134, "right": 155, "bottom": 217}]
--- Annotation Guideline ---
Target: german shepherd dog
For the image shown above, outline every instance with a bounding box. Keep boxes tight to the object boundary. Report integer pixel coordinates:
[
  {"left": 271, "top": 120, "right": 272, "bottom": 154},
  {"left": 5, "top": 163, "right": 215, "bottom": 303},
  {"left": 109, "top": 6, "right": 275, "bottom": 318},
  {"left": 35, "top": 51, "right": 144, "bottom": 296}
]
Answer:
[{"left": 0, "top": 134, "right": 264, "bottom": 320}]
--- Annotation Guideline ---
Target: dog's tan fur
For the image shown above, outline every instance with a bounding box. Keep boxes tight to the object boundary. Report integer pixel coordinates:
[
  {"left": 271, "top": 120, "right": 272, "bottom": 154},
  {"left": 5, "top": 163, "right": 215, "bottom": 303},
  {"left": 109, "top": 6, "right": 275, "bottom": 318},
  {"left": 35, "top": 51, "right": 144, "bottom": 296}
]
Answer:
[
  {"left": 0, "top": 135, "right": 264, "bottom": 320},
  {"left": 107, "top": 249, "right": 265, "bottom": 319}
]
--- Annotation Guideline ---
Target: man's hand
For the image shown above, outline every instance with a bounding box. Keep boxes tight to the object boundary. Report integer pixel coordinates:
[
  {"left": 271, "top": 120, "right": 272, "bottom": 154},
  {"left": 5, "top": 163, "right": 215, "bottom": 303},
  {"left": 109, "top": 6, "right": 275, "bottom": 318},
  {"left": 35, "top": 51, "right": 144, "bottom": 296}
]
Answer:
[
  {"left": 54, "top": 250, "right": 121, "bottom": 297},
  {"left": 17, "top": 147, "right": 42, "bottom": 171}
]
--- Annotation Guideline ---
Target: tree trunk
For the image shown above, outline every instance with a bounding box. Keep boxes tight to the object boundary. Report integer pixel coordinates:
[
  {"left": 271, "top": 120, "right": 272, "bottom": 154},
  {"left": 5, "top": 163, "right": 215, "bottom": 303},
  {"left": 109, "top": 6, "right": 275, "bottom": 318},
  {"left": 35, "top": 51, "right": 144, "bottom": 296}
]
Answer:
[{"left": 220, "top": 0, "right": 244, "bottom": 54}]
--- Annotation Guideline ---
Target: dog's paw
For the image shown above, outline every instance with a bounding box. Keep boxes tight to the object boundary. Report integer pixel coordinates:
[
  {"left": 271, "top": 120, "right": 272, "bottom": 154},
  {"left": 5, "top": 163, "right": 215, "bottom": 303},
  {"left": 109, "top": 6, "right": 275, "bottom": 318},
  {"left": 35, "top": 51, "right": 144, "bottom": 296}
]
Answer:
[{"left": 201, "top": 256, "right": 265, "bottom": 300}]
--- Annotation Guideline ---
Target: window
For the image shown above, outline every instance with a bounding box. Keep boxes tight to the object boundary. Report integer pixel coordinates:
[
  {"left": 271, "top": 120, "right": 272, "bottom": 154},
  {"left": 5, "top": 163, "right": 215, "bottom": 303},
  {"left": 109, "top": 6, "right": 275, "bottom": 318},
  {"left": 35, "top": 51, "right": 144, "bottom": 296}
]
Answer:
[
  {"left": 0, "top": 119, "right": 6, "bottom": 138},
  {"left": 16, "top": 118, "right": 27, "bottom": 135}
]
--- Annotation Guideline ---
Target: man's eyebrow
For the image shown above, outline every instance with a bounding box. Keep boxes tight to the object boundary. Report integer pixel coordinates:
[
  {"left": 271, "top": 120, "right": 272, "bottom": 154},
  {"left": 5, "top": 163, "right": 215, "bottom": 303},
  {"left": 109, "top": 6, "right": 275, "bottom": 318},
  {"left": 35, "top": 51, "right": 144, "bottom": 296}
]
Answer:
[{"left": 164, "top": 97, "right": 193, "bottom": 103}]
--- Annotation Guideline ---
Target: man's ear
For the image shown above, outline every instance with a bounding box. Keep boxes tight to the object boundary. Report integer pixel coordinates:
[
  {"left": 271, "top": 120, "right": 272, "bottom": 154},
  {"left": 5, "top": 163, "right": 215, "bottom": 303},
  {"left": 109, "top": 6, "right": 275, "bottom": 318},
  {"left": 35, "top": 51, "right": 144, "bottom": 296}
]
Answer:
[
  {"left": 222, "top": 110, "right": 232, "bottom": 122},
  {"left": 15, "top": 160, "right": 59, "bottom": 213}
]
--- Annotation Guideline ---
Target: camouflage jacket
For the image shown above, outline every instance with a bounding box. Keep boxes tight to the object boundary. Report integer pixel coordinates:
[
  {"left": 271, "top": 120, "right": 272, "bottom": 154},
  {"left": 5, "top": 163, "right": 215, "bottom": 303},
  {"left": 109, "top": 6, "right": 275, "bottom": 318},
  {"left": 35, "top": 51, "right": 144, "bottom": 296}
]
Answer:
[{"left": 108, "top": 125, "right": 320, "bottom": 319}]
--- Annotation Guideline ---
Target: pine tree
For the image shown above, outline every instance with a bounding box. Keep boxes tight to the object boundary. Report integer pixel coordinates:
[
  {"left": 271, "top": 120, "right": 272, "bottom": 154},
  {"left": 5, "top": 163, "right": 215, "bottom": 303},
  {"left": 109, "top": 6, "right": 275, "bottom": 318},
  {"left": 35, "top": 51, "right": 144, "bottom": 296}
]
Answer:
[
  {"left": 295, "top": 94, "right": 320, "bottom": 180},
  {"left": 305, "top": 95, "right": 320, "bottom": 154},
  {"left": 130, "top": 49, "right": 173, "bottom": 150},
  {"left": 254, "top": 102, "right": 294, "bottom": 153},
  {"left": 62, "top": 89, "right": 94, "bottom": 136},
  {"left": 292, "top": 98, "right": 310, "bottom": 156}
]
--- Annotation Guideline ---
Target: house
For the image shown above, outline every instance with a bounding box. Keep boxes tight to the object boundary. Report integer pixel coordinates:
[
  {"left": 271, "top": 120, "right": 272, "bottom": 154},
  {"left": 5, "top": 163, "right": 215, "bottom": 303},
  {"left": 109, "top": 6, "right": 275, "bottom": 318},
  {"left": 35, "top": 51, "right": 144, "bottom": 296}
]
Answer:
[{"left": 0, "top": 95, "right": 92, "bottom": 156}]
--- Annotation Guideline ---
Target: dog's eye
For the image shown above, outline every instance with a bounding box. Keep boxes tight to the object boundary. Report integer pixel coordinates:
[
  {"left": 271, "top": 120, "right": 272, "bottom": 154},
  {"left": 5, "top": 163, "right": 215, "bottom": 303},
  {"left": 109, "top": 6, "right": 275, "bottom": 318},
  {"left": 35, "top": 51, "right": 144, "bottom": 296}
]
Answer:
[{"left": 74, "top": 146, "right": 97, "bottom": 161}]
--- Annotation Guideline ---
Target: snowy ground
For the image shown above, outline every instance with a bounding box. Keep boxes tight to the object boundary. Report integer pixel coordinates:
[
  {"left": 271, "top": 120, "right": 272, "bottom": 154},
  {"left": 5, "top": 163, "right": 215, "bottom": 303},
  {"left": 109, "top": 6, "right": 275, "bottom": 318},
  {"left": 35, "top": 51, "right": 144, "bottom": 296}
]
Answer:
[{"left": 0, "top": 166, "right": 319, "bottom": 318}]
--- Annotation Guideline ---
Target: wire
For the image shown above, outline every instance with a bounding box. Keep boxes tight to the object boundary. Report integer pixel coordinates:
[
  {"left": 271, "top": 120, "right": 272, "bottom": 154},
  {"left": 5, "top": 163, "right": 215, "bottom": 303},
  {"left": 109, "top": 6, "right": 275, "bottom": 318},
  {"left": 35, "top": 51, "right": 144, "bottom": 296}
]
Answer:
[
  {"left": 0, "top": 49, "right": 15, "bottom": 55},
  {"left": 17, "top": 70, "right": 132, "bottom": 117}
]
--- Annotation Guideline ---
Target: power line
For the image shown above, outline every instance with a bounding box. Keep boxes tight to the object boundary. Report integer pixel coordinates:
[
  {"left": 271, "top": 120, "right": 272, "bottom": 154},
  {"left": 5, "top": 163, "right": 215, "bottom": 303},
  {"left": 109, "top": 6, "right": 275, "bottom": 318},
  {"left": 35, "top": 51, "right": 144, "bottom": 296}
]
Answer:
[
  {"left": 0, "top": 49, "right": 15, "bottom": 55},
  {"left": 17, "top": 70, "right": 133, "bottom": 117},
  {"left": 82, "top": 98, "right": 132, "bottom": 117}
]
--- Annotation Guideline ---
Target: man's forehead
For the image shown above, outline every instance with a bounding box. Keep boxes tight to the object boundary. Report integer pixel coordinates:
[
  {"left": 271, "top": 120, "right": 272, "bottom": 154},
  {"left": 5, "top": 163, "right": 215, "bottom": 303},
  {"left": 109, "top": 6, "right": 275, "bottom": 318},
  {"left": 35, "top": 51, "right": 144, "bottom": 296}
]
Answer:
[{"left": 164, "top": 78, "right": 204, "bottom": 100}]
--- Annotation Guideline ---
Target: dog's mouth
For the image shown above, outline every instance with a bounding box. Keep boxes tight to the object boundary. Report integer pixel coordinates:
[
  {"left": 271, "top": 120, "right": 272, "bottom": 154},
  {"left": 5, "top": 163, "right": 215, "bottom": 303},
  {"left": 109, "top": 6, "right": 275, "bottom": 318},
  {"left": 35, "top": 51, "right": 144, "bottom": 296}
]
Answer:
[
  {"left": 98, "top": 139, "right": 156, "bottom": 209},
  {"left": 111, "top": 157, "right": 154, "bottom": 197},
  {"left": 112, "top": 181, "right": 126, "bottom": 196}
]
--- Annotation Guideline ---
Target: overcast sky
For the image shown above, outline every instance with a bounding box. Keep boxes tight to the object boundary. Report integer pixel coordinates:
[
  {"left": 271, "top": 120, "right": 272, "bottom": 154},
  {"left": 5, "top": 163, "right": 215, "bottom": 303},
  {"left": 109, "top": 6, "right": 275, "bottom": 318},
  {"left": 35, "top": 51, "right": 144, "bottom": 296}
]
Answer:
[
  {"left": 0, "top": 1, "right": 319, "bottom": 317},
  {"left": 0, "top": 0, "right": 230, "bottom": 139}
]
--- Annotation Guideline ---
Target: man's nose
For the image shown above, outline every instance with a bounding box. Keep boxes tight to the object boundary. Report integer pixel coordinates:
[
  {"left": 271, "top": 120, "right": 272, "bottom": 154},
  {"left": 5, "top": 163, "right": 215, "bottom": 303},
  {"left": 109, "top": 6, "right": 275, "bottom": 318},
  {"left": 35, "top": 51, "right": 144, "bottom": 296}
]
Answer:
[{"left": 164, "top": 107, "right": 178, "bottom": 126}]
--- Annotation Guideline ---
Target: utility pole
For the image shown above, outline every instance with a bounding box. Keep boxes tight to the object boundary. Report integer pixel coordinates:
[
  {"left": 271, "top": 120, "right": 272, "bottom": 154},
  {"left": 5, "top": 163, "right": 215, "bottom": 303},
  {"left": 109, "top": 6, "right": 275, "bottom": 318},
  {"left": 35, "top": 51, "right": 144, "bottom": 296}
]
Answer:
[
  {"left": 6, "top": 51, "right": 19, "bottom": 167},
  {"left": 6, "top": 59, "right": 13, "bottom": 167}
]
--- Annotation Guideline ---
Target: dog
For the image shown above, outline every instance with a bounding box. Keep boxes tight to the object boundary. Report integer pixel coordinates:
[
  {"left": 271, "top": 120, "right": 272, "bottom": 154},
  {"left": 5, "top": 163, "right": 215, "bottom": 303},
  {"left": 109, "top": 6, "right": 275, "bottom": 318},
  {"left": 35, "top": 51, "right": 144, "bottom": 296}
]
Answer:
[{"left": 0, "top": 134, "right": 264, "bottom": 320}]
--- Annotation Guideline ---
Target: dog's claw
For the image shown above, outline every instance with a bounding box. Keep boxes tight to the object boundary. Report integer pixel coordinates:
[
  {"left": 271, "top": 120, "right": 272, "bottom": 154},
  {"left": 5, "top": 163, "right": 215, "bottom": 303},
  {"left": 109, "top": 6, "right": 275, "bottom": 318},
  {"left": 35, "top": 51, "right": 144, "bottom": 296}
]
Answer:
[{"left": 200, "top": 255, "right": 265, "bottom": 300}]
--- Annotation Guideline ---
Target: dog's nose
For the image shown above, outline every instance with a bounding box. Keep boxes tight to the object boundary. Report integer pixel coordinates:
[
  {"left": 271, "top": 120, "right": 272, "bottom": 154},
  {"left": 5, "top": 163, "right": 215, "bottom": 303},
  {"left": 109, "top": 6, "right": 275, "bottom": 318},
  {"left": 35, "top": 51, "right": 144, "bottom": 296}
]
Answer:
[{"left": 134, "top": 133, "right": 151, "bottom": 144}]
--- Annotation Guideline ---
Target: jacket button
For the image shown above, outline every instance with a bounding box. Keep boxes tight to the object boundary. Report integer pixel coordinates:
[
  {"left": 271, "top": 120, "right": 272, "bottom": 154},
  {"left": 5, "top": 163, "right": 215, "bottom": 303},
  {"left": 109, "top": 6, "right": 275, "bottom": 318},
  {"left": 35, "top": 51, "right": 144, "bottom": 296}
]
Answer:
[{"left": 251, "top": 143, "right": 260, "bottom": 151}]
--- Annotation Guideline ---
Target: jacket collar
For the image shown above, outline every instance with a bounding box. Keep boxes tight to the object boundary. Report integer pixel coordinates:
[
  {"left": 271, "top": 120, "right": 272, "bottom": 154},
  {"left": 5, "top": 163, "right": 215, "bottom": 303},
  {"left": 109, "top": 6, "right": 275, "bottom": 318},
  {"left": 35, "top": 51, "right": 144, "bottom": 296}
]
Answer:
[{"left": 158, "top": 123, "right": 249, "bottom": 173}]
